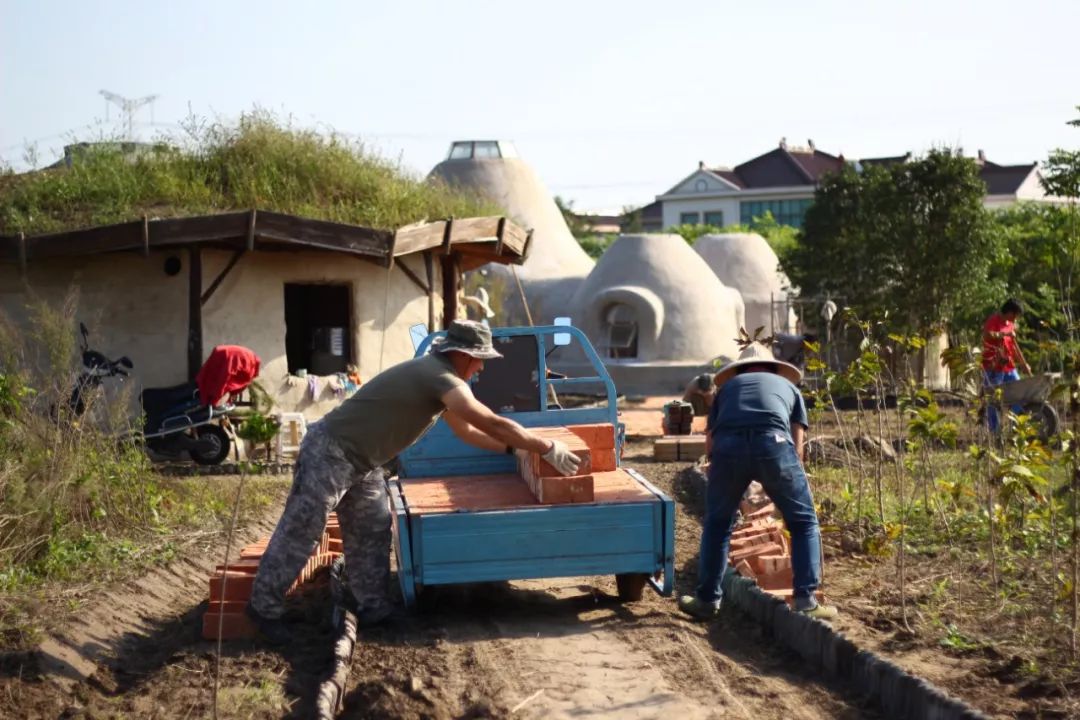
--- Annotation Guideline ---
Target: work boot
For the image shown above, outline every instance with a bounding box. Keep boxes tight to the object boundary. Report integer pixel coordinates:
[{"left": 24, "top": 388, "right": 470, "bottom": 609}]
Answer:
[
  {"left": 677, "top": 595, "right": 721, "bottom": 621},
  {"left": 244, "top": 603, "right": 291, "bottom": 645},
  {"left": 796, "top": 600, "right": 839, "bottom": 621}
]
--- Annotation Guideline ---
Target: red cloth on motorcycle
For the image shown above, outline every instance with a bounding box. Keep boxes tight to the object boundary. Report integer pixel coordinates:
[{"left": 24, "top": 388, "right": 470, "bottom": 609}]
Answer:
[{"left": 195, "top": 345, "right": 261, "bottom": 407}]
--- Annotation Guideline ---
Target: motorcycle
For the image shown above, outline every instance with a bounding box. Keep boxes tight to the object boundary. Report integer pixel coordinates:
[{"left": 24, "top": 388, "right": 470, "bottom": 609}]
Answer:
[{"left": 69, "top": 324, "right": 257, "bottom": 466}]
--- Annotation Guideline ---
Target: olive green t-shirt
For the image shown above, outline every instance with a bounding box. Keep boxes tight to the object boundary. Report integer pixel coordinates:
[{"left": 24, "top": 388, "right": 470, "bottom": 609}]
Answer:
[{"left": 320, "top": 353, "right": 467, "bottom": 470}]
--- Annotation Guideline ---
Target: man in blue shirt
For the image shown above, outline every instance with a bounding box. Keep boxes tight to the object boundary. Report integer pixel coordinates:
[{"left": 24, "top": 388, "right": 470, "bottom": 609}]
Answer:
[{"left": 678, "top": 342, "right": 838, "bottom": 621}]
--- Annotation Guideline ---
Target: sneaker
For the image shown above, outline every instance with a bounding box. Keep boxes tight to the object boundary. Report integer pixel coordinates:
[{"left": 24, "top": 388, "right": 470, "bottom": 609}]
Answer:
[
  {"left": 798, "top": 602, "right": 839, "bottom": 621},
  {"left": 244, "top": 603, "right": 291, "bottom": 645},
  {"left": 677, "top": 595, "right": 721, "bottom": 621}
]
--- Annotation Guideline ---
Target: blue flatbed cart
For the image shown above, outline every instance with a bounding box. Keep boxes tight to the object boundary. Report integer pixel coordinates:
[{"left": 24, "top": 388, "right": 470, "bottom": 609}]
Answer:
[{"left": 389, "top": 325, "right": 675, "bottom": 607}]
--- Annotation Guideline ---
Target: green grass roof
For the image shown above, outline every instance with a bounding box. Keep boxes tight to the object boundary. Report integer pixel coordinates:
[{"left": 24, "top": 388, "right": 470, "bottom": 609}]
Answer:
[{"left": 0, "top": 113, "right": 499, "bottom": 236}]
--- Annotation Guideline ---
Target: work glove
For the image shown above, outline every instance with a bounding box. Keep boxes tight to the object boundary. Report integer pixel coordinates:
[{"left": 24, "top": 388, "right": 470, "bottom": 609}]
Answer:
[{"left": 541, "top": 439, "right": 582, "bottom": 476}]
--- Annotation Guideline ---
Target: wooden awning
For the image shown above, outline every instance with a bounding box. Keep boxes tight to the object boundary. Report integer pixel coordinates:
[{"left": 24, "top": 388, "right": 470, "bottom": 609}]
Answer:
[{"left": 0, "top": 209, "right": 530, "bottom": 272}]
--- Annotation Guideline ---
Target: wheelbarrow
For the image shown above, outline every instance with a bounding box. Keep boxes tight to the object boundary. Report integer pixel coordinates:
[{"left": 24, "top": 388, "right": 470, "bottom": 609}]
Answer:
[{"left": 983, "top": 372, "right": 1061, "bottom": 441}]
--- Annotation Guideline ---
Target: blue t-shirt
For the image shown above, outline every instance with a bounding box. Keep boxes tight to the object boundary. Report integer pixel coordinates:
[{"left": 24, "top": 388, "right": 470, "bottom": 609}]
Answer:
[{"left": 707, "top": 372, "right": 808, "bottom": 439}]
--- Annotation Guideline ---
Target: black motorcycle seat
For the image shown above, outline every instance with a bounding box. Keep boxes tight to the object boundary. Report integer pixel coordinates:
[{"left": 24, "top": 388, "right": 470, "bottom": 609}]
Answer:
[{"left": 141, "top": 382, "right": 199, "bottom": 418}]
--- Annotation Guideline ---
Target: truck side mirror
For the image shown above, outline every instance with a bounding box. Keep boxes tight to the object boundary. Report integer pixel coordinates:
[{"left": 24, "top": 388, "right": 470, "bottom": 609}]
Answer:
[
  {"left": 553, "top": 317, "right": 572, "bottom": 347},
  {"left": 409, "top": 324, "right": 429, "bottom": 353}
]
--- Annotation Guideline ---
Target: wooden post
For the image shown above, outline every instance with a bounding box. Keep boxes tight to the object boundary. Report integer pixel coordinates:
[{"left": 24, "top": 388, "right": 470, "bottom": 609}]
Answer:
[
  {"left": 142, "top": 215, "right": 150, "bottom": 257},
  {"left": 246, "top": 209, "right": 257, "bottom": 251},
  {"left": 423, "top": 251, "right": 435, "bottom": 332},
  {"left": 440, "top": 254, "right": 458, "bottom": 329},
  {"left": 16, "top": 232, "right": 26, "bottom": 279},
  {"left": 188, "top": 246, "right": 203, "bottom": 379}
]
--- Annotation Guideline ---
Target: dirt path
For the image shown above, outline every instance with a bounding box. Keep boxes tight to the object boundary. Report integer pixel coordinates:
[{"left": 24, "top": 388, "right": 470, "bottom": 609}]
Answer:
[{"left": 1, "top": 451, "right": 878, "bottom": 719}]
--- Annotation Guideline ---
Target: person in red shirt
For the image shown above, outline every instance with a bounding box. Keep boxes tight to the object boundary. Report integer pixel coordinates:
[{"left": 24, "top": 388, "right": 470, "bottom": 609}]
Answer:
[{"left": 982, "top": 298, "right": 1031, "bottom": 432}]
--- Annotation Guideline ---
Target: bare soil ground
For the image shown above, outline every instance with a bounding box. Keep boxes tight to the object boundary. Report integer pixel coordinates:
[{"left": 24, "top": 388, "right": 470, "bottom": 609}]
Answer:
[{"left": 1, "top": 449, "right": 896, "bottom": 719}]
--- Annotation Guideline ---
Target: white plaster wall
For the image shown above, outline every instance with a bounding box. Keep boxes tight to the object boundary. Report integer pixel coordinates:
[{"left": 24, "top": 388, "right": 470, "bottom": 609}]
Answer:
[
  {"left": 202, "top": 250, "right": 440, "bottom": 419},
  {"left": 0, "top": 249, "right": 442, "bottom": 422},
  {"left": 694, "top": 233, "right": 796, "bottom": 334},
  {"left": 0, "top": 253, "right": 189, "bottom": 391},
  {"left": 661, "top": 197, "right": 740, "bottom": 229},
  {"left": 569, "top": 233, "right": 741, "bottom": 364}
]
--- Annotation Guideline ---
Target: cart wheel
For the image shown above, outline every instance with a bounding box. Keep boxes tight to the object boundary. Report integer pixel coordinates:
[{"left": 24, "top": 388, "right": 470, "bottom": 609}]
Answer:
[
  {"left": 615, "top": 573, "right": 649, "bottom": 602},
  {"left": 191, "top": 425, "right": 231, "bottom": 465},
  {"left": 1024, "top": 402, "right": 1060, "bottom": 442}
]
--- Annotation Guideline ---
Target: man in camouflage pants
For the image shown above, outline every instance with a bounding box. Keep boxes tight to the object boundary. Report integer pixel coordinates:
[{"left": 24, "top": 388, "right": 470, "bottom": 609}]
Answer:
[{"left": 247, "top": 321, "right": 583, "bottom": 643}]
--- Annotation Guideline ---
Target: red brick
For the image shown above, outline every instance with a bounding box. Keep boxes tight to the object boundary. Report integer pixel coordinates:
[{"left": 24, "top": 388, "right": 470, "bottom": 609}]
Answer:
[
  {"left": 213, "top": 559, "right": 261, "bottom": 575},
  {"left": 566, "top": 423, "right": 616, "bottom": 450},
  {"left": 745, "top": 503, "right": 777, "bottom": 521},
  {"left": 756, "top": 566, "right": 794, "bottom": 591},
  {"left": 527, "top": 474, "right": 595, "bottom": 504},
  {"left": 327, "top": 525, "right": 342, "bottom": 540},
  {"left": 731, "top": 519, "right": 778, "bottom": 539},
  {"left": 590, "top": 448, "right": 617, "bottom": 472},
  {"left": 328, "top": 538, "right": 344, "bottom": 553},
  {"left": 734, "top": 559, "right": 757, "bottom": 580},
  {"left": 208, "top": 600, "right": 248, "bottom": 614},
  {"left": 524, "top": 427, "right": 593, "bottom": 476},
  {"left": 751, "top": 554, "right": 791, "bottom": 576},
  {"left": 202, "top": 611, "right": 256, "bottom": 640},
  {"left": 728, "top": 541, "right": 783, "bottom": 565},
  {"left": 239, "top": 547, "right": 266, "bottom": 559},
  {"left": 209, "top": 572, "right": 255, "bottom": 602}
]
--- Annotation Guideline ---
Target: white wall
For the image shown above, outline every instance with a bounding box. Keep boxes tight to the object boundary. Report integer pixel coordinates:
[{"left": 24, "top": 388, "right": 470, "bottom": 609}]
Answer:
[
  {"left": 0, "top": 249, "right": 443, "bottom": 422},
  {"left": 661, "top": 197, "right": 740, "bottom": 229}
]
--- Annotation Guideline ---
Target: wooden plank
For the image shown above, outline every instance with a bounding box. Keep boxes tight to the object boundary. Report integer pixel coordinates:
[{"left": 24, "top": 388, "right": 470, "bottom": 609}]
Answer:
[
  {"left": 392, "top": 216, "right": 527, "bottom": 259},
  {"left": 246, "top": 209, "right": 257, "bottom": 251},
  {"left": 26, "top": 219, "right": 145, "bottom": 258},
  {"left": 187, "top": 246, "right": 203, "bottom": 380},
  {"left": 17, "top": 232, "right": 26, "bottom": 278},
  {"left": 421, "top": 522, "right": 649, "bottom": 564},
  {"left": 440, "top": 254, "right": 457, "bottom": 328},
  {"left": 396, "top": 256, "right": 430, "bottom": 294},
  {"left": 201, "top": 249, "right": 244, "bottom": 306},
  {"left": 391, "top": 220, "right": 446, "bottom": 257},
  {"left": 151, "top": 212, "right": 249, "bottom": 245},
  {"left": 423, "top": 251, "right": 435, "bottom": 332},
  {"left": 255, "top": 210, "right": 392, "bottom": 262},
  {"left": 420, "top": 554, "right": 658, "bottom": 586}
]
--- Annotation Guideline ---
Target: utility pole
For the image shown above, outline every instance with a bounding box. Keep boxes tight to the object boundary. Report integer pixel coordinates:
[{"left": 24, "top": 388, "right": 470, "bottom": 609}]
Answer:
[{"left": 99, "top": 90, "right": 159, "bottom": 140}]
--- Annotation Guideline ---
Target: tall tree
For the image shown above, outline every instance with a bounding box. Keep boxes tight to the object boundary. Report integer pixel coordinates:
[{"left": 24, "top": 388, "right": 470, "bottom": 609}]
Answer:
[{"left": 786, "top": 149, "right": 1001, "bottom": 337}]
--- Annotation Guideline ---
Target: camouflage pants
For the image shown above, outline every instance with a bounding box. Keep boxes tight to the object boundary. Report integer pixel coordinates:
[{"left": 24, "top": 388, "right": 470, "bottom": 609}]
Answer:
[{"left": 249, "top": 422, "right": 391, "bottom": 619}]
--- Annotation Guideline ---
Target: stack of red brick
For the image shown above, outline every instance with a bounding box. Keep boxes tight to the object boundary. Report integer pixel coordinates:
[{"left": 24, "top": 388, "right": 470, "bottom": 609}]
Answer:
[
  {"left": 517, "top": 424, "right": 617, "bottom": 504},
  {"left": 202, "top": 513, "right": 344, "bottom": 640},
  {"left": 728, "top": 487, "right": 824, "bottom": 606}
]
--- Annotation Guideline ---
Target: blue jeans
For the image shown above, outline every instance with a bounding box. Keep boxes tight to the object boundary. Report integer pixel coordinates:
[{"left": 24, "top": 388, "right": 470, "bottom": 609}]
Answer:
[
  {"left": 983, "top": 369, "right": 1021, "bottom": 433},
  {"left": 695, "top": 429, "right": 822, "bottom": 607}
]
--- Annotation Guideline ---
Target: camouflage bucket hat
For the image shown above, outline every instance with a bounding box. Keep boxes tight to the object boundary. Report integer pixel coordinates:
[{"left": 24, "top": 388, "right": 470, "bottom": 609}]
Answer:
[{"left": 430, "top": 320, "right": 503, "bottom": 360}]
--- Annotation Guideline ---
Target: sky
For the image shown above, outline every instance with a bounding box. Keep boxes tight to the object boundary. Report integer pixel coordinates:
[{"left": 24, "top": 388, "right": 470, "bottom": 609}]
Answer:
[{"left": 2, "top": 0, "right": 1079, "bottom": 212}]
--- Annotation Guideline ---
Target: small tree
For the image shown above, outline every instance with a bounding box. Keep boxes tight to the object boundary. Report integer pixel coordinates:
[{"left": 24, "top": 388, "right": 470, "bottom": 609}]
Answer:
[{"left": 787, "top": 149, "right": 1002, "bottom": 341}]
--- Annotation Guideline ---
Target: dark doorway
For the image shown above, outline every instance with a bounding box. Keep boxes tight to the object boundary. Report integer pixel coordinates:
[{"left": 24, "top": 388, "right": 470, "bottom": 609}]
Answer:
[{"left": 284, "top": 284, "right": 352, "bottom": 375}]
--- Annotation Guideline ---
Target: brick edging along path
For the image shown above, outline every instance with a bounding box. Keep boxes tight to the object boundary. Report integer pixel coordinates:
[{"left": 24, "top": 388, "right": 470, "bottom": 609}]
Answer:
[{"left": 690, "top": 466, "right": 988, "bottom": 720}]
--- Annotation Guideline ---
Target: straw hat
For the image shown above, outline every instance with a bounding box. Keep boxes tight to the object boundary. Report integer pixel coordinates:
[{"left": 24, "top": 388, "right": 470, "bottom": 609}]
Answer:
[{"left": 713, "top": 342, "right": 802, "bottom": 386}]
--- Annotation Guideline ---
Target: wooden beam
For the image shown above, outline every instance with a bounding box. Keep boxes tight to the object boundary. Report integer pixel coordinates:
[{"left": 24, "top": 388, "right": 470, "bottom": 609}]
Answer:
[
  {"left": 256, "top": 211, "right": 392, "bottom": 264},
  {"left": 17, "top": 232, "right": 26, "bottom": 279},
  {"left": 423, "top": 251, "right": 435, "bottom": 332},
  {"left": 188, "top": 246, "right": 203, "bottom": 380},
  {"left": 201, "top": 249, "right": 244, "bottom": 306},
  {"left": 494, "top": 216, "right": 506, "bottom": 258},
  {"left": 246, "top": 209, "right": 257, "bottom": 251},
  {"left": 396, "top": 256, "right": 430, "bottom": 295},
  {"left": 440, "top": 254, "right": 458, "bottom": 329},
  {"left": 441, "top": 218, "right": 454, "bottom": 255}
]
